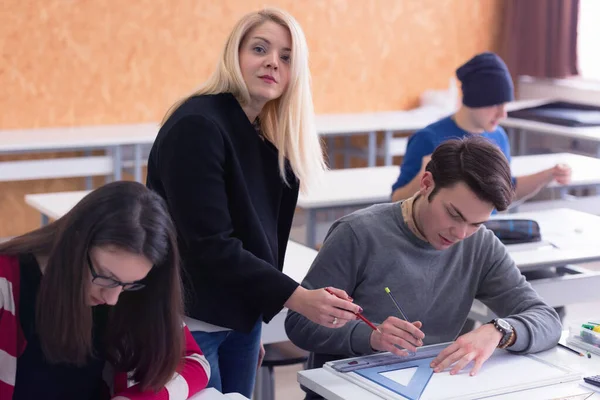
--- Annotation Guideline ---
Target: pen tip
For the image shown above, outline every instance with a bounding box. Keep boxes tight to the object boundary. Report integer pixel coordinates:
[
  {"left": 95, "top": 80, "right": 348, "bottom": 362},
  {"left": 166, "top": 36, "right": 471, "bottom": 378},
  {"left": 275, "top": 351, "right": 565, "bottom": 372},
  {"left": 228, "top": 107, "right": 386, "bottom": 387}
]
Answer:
[{"left": 385, "top": 287, "right": 390, "bottom": 293}]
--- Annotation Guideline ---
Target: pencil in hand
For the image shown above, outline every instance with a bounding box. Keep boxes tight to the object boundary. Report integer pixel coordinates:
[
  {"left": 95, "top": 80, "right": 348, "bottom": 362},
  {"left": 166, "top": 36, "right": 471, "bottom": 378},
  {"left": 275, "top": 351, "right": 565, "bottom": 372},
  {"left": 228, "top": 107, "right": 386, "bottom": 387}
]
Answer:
[
  {"left": 384, "top": 287, "right": 409, "bottom": 321},
  {"left": 324, "top": 287, "right": 381, "bottom": 333}
]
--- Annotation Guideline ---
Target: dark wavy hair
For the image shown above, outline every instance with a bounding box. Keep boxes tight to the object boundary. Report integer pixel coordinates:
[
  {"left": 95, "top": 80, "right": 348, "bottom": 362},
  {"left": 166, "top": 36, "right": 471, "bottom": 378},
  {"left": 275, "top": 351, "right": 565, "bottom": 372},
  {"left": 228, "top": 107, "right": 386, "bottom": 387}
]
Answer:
[{"left": 0, "top": 181, "right": 184, "bottom": 391}]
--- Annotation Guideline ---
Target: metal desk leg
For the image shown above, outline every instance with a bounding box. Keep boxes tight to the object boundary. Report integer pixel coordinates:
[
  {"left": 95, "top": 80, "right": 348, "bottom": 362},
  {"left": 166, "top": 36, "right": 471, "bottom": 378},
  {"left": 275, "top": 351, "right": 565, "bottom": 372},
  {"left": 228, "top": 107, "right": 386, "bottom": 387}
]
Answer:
[
  {"left": 306, "top": 209, "right": 317, "bottom": 249},
  {"left": 559, "top": 187, "right": 568, "bottom": 199},
  {"left": 506, "top": 127, "right": 514, "bottom": 150},
  {"left": 84, "top": 149, "right": 93, "bottom": 190},
  {"left": 134, "top": 144, "right": 142, "bottom": 182},
  {"left": 383, "top": 130, "right": 392, "bottom": 166},
  {"left": 518, "top": 129, "right": 527, "bottom": 155},
  {"left": 112, "top": 146, "right": 123, "bottom": 181},
  {"left": 367, "top": 131, "right": 377, "bottom": 167},
  {"left": 343, "top": 136, "right": 351, "bottom": 168}
]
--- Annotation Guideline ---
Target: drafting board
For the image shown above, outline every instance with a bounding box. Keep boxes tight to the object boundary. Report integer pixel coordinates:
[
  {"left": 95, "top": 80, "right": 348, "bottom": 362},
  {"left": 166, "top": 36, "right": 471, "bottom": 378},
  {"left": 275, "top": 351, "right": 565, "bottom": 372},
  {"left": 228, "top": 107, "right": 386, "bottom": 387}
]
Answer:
[{"left": 324, "top": 344, "right": 581, "bottom": 400}]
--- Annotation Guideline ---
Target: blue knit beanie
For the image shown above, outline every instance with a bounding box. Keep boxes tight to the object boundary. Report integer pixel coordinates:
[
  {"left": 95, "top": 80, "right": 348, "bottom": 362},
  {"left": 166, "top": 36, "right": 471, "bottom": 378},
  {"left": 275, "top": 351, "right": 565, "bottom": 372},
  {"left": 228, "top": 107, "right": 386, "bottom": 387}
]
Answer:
[{"left": 456, "top": 52, "right": 514, "bottom": 108}]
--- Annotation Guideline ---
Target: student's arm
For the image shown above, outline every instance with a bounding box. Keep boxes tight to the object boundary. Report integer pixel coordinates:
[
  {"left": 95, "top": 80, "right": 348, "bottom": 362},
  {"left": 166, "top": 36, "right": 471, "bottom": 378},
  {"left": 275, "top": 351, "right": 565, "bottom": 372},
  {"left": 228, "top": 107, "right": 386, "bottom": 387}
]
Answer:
[
  {"left": 391, "top": 131, "right": 436, "bottom": 202},
  {"left": 112, "top": 326, "right": 210, "bottom": 399},
  {"left": 285, "top": 221, "right": 374, "bottom": 356},
  {"left": 475, "top": 229, "right": 562, "bottom": 353},
  {"left": 514, "top": 164, "right": 572, "bottom": 201}
]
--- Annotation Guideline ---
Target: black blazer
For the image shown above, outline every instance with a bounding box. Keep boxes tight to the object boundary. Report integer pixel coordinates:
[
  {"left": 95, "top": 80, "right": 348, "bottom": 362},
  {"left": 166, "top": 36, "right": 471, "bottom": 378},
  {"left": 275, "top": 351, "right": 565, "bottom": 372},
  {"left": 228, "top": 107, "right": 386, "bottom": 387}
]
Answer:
[{"left": 147, "top": 93, "right": 300, "bottom": 333}]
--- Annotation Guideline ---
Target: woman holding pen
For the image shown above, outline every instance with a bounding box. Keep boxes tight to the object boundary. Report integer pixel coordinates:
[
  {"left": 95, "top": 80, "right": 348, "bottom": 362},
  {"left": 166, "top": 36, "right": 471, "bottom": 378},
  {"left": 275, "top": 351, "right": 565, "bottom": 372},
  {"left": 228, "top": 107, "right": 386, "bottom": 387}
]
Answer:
[{"left": 146, "top": 7, "right": 360, "bottom": 397}]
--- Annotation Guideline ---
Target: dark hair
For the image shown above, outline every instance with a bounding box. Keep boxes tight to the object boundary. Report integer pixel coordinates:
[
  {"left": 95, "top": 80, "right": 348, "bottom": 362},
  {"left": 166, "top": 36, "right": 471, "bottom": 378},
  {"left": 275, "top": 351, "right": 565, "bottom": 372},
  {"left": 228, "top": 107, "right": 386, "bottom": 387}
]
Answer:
[
  {"left": 0, "top": 181, "right": 183, "bottom": 391},
  {"left": 425, "top": 136, "right": 514, "bottom": 211}
]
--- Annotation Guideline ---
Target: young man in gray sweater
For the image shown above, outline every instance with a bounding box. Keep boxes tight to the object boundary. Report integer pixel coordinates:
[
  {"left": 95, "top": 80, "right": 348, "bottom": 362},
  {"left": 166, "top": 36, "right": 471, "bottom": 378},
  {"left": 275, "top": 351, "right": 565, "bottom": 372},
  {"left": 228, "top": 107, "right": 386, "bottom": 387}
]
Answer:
[{"left": 285, "top": 136, "right": 561, "bottom": 397}]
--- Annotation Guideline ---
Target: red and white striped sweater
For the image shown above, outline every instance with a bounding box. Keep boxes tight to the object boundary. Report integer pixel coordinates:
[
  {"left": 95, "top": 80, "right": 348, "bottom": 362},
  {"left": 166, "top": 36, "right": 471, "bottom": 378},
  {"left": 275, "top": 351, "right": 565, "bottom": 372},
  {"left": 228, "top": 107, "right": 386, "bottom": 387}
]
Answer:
[{"left": 0, "top": 255, "right": 210, "bottom": 399}]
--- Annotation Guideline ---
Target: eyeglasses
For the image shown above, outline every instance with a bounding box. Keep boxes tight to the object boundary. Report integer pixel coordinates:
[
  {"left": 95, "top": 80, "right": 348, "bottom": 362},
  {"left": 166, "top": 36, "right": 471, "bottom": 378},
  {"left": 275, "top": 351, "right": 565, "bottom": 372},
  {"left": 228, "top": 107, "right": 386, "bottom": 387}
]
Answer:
[{"left": 86, "top": 253, "right": 146, "bottom": 291}]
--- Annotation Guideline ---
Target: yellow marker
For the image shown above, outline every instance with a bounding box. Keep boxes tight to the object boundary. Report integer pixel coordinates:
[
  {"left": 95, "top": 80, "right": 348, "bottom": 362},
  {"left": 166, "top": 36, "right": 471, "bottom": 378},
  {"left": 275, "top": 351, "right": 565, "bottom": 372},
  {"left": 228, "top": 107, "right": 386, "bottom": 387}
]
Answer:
[{"left": 384, "top": 287, "right": 409, "bottom": 321}]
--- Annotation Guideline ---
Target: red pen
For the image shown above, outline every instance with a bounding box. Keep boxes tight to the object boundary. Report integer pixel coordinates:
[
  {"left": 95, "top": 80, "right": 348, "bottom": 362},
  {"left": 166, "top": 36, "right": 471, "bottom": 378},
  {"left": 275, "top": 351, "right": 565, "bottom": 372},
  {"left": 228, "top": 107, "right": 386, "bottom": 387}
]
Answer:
[{"left": 325, "top": 287, "right": 381, "bottom": 333}]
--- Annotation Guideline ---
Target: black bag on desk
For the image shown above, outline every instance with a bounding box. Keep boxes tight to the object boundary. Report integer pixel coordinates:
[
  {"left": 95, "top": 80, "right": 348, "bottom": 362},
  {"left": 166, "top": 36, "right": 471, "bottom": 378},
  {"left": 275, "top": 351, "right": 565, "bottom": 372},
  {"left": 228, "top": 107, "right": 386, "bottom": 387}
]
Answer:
[{"left": 483, "top": 219, "right": 541, "bottom": 245}]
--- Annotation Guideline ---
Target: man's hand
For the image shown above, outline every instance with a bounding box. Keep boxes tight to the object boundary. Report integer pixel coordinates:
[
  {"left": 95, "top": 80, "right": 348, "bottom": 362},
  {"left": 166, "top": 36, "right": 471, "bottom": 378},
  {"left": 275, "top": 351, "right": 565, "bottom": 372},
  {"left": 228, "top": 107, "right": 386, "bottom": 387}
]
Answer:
[
  {"left": 551, "top": 163, "right": 571, "bottom": 185},
  {"left": 370, "top": 317, "right": 425, "bottom": 356},
  {"left": 430, "top": 324, "right": 502, "bottom": 376}
]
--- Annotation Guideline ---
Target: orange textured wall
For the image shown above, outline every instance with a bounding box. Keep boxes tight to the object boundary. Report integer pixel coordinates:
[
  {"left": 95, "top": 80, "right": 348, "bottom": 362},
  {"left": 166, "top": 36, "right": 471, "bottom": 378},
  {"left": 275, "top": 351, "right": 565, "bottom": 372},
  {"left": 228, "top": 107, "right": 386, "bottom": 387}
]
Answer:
[{"left": 0, "top": 0, "right": 504, "bottom": 236}]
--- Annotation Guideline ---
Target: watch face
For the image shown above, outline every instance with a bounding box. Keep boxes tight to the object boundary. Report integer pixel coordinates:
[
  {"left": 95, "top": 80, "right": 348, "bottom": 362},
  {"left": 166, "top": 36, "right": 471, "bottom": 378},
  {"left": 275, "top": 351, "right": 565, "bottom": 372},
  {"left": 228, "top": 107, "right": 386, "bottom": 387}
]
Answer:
[{"left": 497, "top": 319, "right": 511, "bottom": 331}]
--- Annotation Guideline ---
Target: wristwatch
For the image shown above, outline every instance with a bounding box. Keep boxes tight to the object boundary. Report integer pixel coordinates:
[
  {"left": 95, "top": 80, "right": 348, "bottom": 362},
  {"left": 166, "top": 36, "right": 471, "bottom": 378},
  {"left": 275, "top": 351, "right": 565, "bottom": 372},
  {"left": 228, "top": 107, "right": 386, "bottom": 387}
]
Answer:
[{"left": 489, "top": 318, "right": 515, "bottom": 349}]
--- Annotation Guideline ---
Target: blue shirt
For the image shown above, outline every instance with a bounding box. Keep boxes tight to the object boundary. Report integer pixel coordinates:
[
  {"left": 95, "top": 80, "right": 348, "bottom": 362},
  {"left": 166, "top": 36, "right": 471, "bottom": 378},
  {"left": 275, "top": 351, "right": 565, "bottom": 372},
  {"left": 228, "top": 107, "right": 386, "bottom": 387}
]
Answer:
[{"left": 391, "top": 116, "right": 514, "bottom": 192}]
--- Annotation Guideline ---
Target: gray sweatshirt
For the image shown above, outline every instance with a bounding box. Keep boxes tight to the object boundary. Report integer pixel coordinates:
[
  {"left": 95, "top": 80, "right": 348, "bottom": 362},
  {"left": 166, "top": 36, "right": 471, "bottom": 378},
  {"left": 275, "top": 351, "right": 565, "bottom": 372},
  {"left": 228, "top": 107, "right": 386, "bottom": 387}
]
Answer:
[{"left": 285, "top": 202, "right": 561, "bottom": 370}]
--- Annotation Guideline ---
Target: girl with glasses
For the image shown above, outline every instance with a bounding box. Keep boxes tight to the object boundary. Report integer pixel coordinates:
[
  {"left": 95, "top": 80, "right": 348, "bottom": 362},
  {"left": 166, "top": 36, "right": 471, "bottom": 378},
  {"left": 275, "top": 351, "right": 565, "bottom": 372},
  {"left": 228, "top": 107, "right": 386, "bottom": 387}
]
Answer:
[{"left": 0, "top": 181, "right": 210, "bottom": 399}]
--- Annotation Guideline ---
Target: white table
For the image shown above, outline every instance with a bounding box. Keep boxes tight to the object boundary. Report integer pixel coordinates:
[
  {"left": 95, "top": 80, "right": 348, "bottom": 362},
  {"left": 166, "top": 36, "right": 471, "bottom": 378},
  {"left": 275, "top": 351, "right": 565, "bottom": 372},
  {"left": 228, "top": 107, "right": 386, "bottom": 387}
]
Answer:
[
  {"left": 298, "top": 153, "right": 600, "bottom": 248},
  {"left": 501, "top": 98, "right": 600, "bottom": 156},
  {"left": 316, "top": 107, "right": 446, "bottom": 167},
  {"left": 298, "top": 333, "right": 600, "bottom": 400},
  {"left": 0, "top": 108, "right": 443, "bottom": 187},
  {"left": 488, "top": 208, "right": 600, "bottom": 310},
  {"left": 376, "top": 99, "right": 558, "bottom": 167},
  {"left": 261, "top": 240, "right": 319, "bottom": 345},
  {"left": 22, "top": 189, "right": 320, "bottom": 346},
  {"left": 0, "top": 123, "right": 159, "bottom": 183},
  {"left": 191, "top": 388, "right": 248, "bottom": 400},
  {"left": 297, "top": 166, "right": 397, "bottom": 247}
]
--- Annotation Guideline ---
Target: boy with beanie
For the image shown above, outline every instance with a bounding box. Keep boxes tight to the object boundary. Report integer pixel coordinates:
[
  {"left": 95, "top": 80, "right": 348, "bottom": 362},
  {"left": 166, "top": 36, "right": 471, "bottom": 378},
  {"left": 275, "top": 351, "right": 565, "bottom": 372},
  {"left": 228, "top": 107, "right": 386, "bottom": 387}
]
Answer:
[
  {"left": 391, "top": 52, "right": 569, "bottom": 326},
  {"left": 391, "top": 52, "right": 571, "bottom": 204}
]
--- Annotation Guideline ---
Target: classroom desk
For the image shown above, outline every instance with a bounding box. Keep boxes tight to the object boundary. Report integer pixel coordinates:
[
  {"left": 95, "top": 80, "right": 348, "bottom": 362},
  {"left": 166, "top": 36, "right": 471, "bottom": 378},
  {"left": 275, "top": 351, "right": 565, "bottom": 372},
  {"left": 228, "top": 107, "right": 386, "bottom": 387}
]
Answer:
[
  {"left": 316, "top": 107, "right": 445, "bottom": 167},
  {"left": 501, "top": 98, "right": 600, "bottom": 156},
  {"left": 0, "top": 123, "right": 158, "bottom": 183},
  {"left": 298, "top": 153, "right": 600, "bottom": 248},
  {"left": 0, "top": 108, "right": 442, "bottom": 187},
  {"left": 482, "top": 208, "right": 600, "bottom": 313},
  {"left": 191, "top": 388, "right": 248, "bottom": 400},
  {"left": 297, "top": 332, "right": 600, "bottom": 400},
  {"left": 376, "top": 99, "right": 557, "bottom": 166}
]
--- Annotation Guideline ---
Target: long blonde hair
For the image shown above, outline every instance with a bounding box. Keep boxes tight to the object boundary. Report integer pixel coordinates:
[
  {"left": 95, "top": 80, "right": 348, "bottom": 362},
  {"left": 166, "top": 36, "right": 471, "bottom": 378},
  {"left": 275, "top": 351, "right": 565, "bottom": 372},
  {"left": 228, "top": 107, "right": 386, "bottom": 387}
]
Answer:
[{"left": 162, "top": 8, "right": 326, "bottom": 192}]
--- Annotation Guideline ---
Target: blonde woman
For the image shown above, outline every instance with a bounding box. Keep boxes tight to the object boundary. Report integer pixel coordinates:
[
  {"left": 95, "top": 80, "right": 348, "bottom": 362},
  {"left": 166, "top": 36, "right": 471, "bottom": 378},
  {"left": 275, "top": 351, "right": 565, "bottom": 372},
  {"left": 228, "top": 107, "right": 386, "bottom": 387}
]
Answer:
[{"left": 146, "top": 8, "right": 361, "bottom": 396}]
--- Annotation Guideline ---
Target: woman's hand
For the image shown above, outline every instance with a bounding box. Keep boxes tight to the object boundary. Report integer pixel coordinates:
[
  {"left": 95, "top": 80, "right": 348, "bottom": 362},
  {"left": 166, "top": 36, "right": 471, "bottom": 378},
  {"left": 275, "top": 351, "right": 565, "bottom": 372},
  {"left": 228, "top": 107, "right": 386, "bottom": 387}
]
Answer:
[{"left": 285, "top": 286, "right": 361, "bottom": 328}]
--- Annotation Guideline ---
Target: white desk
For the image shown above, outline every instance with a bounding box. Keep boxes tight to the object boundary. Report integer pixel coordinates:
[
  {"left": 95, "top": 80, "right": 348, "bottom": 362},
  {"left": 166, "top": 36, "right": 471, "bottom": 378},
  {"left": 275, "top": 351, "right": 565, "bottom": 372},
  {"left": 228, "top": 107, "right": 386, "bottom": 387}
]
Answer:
[
  {"left": 298, "top": 333, "right": 600, "bottom": 400},
  {"left": 191, "top": 388, "right": 248, "bottom": 400},
  {"left": 298, "top": 153, "right": 600, "bottom": 248},
  {"left": 376, "top": 99, "right": 557, "bottom": 167},
  {"left": 0, "top": 108, "right": 443, "bottom": 186},
  {"left": 0, "top": 123, "right": 159, "bottom": 183},
  {"left": 297, "top": 166, "right": 397, "bottom": 247},
  {"left": 316, "top": 107, "right": 446, "bottom": 167},
  {"left": 489, "top": 208, "right": 600, "bottom": 309},
  {"left": 22, "top": 190, "right": 319, "bottom": 346},
  {"left": 501, "top": 98, "right": 600, "bottom": 156},
  {"left": 261, "top": 240, "right": 319, "bottom": 345}
]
